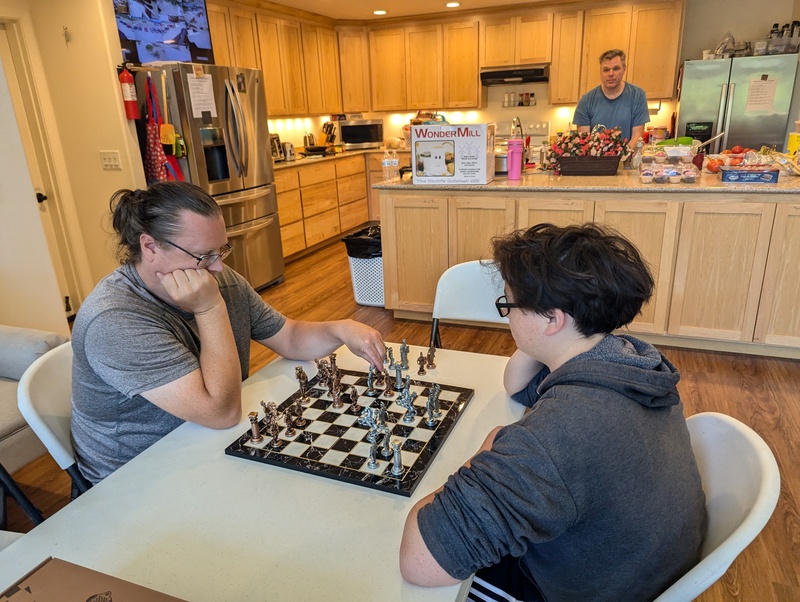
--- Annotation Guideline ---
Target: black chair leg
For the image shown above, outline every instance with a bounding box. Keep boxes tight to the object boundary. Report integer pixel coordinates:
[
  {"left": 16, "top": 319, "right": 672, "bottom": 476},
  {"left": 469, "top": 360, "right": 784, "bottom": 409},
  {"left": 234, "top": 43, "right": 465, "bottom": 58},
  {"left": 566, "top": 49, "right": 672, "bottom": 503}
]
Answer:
[
  {"left": 0, "top": 463, "right": 44, "bottom": 527},
  {"left": 430, "top": 318, "right": 442, "bottom": 349},
  {"left": 67, "top": 464, "right": 92, "bottom": 500}
]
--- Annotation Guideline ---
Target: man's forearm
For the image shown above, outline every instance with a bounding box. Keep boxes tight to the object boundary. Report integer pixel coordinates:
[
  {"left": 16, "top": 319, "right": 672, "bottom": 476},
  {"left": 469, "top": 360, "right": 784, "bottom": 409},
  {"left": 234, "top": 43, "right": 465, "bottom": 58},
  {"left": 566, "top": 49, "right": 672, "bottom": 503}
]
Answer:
[{"left": 195, "top": 303, "right": 242, "bottom": 419}]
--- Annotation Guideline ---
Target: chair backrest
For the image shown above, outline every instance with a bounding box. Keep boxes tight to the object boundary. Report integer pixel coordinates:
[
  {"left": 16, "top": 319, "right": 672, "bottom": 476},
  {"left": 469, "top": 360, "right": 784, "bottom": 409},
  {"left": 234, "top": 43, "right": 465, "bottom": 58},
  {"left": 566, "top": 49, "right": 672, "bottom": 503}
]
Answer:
[
  {"left": 432, "top": 260, "right": 508, "bottom": 325},
  {"left": 16, "top": 341, "right": 75, "bottom": 471},
  {"left": 654, "top": 412, "right": 781, "bottom": 601}
]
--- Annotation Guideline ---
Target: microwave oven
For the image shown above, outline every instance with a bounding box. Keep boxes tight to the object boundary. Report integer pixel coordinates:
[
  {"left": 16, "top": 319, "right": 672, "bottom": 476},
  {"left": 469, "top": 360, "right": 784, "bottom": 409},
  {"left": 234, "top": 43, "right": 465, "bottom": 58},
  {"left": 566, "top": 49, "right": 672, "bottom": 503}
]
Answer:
[{"left": 339, "top": 119, "right": 383, "bottom": 150}]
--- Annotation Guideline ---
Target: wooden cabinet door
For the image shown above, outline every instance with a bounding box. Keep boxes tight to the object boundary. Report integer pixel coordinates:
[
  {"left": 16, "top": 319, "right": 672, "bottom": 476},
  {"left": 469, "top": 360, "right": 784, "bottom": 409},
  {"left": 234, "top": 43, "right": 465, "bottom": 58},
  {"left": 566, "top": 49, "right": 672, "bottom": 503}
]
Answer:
[
  {"left": 517, "top": 198, "right": 594, "bottom": 229},
  {"left": 405, "top": 25, "right": 443, "bottom": 110},
  {"left": 337, "top": 28, "right": 371, "bottom": 112},
  {"left": 318, "top": 27, "right": 343, "bottom": 114},
  {"left": 481, "top": 16, "right": 516, "bottom": 67},
  {"left": 595, "top": 199, "right": 681, "bottom": 334},
  {"left": 580, "top": 5, "right": 632, "bottom": 95},
  {"left": 516, "top": 12, "right": 553, "bottom": 64},
  {"left": 369, "top": 28, "right": 406, "bottom": 111},
  {"left": 628, "top": 1, "right": 683, "bottom": 99},
  {"left": 280, "top": 20, "right": 308, "bottom": 115},
  {"left": 206, "top": 3, "right": 235, "bottom": 67},
  {"left": 443, "top": 21, "right": 480, "bottom": 108},
  {"left": 229, "top": 7, "right": 261, "bottom": 70},
  {"left": 668, "top": 201, "right": 775, "bottom": 341},
  {"left": 380, "top": 193, "right": 449, "bottom": 312},
  {"left": 753, "top": 203, "right": 800, "bottom": 347},
  {"left": 550, "top": 11, "right": 584, "bottom": 104},
  {"left": 256, "top": 15, "right": 288, "bottom": 116},
  {"left": 449, "top": 197, "right": 516, "bottom": 266},
  {"left": 302, "top": 25, "right": 326, "bottom": 115}
]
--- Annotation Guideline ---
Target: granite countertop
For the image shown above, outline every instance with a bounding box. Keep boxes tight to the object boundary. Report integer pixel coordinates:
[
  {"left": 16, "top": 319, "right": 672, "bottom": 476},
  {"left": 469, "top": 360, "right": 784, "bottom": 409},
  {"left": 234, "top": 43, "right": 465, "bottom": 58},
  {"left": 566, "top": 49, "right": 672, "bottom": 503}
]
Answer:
[
  {"left": 273, "top": 148, "right": 408, "bottom": 170},
  {"left": 373, "top": 169, "right": 800, "bottom": 194}
]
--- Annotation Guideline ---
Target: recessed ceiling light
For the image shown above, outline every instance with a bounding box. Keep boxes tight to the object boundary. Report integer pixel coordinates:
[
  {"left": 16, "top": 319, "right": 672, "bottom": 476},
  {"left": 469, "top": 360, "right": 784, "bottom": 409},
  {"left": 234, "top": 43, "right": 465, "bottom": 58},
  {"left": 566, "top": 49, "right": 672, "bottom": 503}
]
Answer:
[
  {"left": 446, "top": 2, "right": 460, "bottom": 7},
  {"left": 374, "top": 10, "right": 387, "bottom": 15}
]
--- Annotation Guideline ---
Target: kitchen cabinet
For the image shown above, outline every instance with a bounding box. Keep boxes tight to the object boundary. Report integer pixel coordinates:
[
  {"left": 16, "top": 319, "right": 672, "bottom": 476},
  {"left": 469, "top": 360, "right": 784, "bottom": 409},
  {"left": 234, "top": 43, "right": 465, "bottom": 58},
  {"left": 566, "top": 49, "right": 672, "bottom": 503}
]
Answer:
[
  {"left": 517, "top": 197, "right": 594, "bottom": 229},
  {"left": 405, "top": 25, "right": 443, "bottom": 110},
  {"left": 594, "top": 199, "right": 681, "bottom": 334},
  {"left": 300, "top": 162, "right": 339, "bottom": 247},
  {"left": 480, "top": 12, "right": 552, "bottom": 68},
  {"left": 256, "top": 15, "right": 307, "bottom": 116},
  {"left": 580, "top": 5, "right": 632, "bottom": 96},
  {"left": 206, "top": 3, "right": 235, "bottom": 67},
  {"left": 367, "top": 152, "right": 411, "bottom": 221},
  {"left": 302, "top": 24, "right": 343, "bottom": 115},
  {"left": 449, "top": 197, "right": 516, "bottom": 266},
  {"left": 369, "top": 28, "right": 407, "bottom": 112},
  {"left": 628, "top": 1, "right": 683, "bottom": 99},
  {"left": 335, "top": 156, "right": 369, "bottom": 232},
  {"left": 549, "top": 11, "right": 584, "bottom": 104},
  {"left": 275, "top": 168, "right": 305, "bottom": 257},
  {"left": 443, "top": 20, "right": 480, "bottom": 109},
  {"left": 337, "top": 27, "right": 371, "bottom": 113},
  {"left": 668, "top": 201, "right": 775, "bottom": 341},
  {"left": 753, "top": 203, "right": 800, "bottom": 347}
]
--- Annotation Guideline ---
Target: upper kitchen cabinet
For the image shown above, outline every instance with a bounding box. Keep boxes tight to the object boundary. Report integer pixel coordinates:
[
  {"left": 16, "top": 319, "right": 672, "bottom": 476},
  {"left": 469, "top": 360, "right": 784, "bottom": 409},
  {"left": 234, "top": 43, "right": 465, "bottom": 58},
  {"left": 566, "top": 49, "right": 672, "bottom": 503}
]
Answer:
[
  {"left": 257, "top": 15, "right": 307, "bottom": 116},
  {"left": 206, "top": 3, "right": 235, "bottom": 67},
  {"left": 405, "top": 25, "right": 443, "bottom": 110},
  {"left": 337, "top": 27, "right": 371, "bottom": 113},
  {"left": 302, "top": 25, "right": 343, "bottom": 115},
  {"left": 580, "top": 5, "right": 632, "bottom": 96},
  {"left": 443, "top": 20, "right": 480, "bottom": 108},
  {"left": 549, "top": 11, "right": 584, "bottom": 104},
  {"left": 628, "top": 1, "right": 684, "bottom": 99},
  {"left": 481, "top": 12, "right": 552, "bottom": 67},
  {"left": 369, "top": 28, "right": 407, "bottom": 112}
]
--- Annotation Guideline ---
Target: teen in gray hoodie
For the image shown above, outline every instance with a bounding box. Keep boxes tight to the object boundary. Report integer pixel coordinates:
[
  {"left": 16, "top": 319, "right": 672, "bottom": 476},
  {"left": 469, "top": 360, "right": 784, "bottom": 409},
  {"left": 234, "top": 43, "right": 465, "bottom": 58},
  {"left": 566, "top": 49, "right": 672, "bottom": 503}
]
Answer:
[{"left": 400, "top": 223, "right": 706, "bottom": 601}]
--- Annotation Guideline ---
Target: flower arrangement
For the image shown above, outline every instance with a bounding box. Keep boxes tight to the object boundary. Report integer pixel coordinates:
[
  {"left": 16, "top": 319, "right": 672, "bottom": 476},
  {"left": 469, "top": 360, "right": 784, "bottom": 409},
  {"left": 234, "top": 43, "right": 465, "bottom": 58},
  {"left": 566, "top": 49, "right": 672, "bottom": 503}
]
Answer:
[{"left": 545, "top": 127, "right": 632, "bottom": 173}]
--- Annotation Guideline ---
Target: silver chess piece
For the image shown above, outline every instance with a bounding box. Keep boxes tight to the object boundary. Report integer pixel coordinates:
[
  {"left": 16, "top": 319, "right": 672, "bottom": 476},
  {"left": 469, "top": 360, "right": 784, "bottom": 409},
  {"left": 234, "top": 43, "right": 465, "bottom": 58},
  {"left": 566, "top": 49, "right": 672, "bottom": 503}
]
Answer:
[
  {"left": 387, "top": 347, "right": 396, "bottom": 370},
  {"left": 248, "top": 412, "right": 263, "bottom": 443},
  {"left": 400, "top": 339, "right": 410, "bottom": 370},
  {"left": 426, "top": 346, "right": 437, "bottom": 369},
  {"left": 391, "top": 440, "right": 404, "bottom": 476},
  {"left": 417, "top": 352, "right": 427, "bottom": 376}
]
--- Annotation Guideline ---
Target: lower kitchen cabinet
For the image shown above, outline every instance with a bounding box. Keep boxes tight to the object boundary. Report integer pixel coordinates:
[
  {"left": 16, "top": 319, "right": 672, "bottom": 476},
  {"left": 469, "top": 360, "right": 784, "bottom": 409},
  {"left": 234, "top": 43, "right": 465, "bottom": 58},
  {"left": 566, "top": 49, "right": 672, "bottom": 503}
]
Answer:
[
  {"left": 517, "top": 197, "right": 594, "bottom": 229},
  {"left": 275, "top": 169, "right": 305, "bottom": 257},
  {"left": 668, "top": 200, "right": 775, "bottom": 342},
  {"left": 449, "top": 197, "right": 516, "bottom": 265},
  {"left": 367, "top": 151, "right": 411, "bottom": 221},
  {"left": 753, "top": 202, "right": 800, "bottom": 347},
  {"left": 336, "top": 156, "right": 369, "bottom": 232}
]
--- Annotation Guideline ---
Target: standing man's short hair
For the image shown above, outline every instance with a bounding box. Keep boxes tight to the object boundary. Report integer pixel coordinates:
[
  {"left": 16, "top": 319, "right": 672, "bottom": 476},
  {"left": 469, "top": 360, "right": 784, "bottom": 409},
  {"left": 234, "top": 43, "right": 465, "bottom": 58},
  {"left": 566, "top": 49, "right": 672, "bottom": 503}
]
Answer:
[{"left": 599, "top": 49, "right": 627, "bottom": 66}]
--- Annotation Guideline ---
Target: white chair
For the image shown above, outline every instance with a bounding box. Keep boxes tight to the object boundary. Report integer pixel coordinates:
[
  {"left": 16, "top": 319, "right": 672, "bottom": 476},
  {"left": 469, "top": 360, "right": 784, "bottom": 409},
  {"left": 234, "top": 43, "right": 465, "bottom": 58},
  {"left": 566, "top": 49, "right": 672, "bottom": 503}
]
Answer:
[
  {"left": 429, "top": 260, "right": 508, "bottom": 348},
  {"left": 0, "top": 529, "right": 23, "bottom": 552},
  {"left": 654, "top": 412, "right": 781, "bottom": 601},
  {"left": 17, "top": 342, "right": 92, "bottom": 499}
]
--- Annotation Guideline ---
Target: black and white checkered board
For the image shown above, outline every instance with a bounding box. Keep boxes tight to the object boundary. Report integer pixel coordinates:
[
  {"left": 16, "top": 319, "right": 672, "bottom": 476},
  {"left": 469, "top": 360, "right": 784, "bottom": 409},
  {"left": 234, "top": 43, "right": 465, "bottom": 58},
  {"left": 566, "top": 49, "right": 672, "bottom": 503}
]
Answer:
[{"left": 225, "top": 368, "right": 474, "bottom": 496}]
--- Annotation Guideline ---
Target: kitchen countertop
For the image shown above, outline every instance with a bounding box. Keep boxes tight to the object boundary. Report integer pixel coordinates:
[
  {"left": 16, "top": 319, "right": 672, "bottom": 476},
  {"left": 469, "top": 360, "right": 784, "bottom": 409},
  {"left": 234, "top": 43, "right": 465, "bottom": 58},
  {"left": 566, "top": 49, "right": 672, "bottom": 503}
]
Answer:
[
  {"left": 373, "top": 168, "right": 800, "bottom": 195},
  {"left": 273, "top": 148, "right": 407, "bottom": 170}
]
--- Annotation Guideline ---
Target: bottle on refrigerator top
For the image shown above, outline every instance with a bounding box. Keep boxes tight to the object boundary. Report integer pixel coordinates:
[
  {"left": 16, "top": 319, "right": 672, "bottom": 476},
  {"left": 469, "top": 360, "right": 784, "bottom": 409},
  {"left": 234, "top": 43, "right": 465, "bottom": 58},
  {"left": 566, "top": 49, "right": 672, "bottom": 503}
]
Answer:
[
  {"left": 390, "top": 150, "right": 400, "bottom": 180},
  {"left": 382, "top": 150, "right": 392, "bottom": 181}
]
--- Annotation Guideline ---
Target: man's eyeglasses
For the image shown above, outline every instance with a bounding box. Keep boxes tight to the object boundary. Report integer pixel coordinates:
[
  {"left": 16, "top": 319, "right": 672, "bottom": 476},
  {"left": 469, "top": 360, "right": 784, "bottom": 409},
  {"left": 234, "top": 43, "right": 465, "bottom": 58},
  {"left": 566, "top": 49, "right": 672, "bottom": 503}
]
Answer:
[
  {"left": 495, "top": 295, "right": 519, "bottom": 318},
  {"left": 164, "top": 240, "right": 233, "bottom": 269}
]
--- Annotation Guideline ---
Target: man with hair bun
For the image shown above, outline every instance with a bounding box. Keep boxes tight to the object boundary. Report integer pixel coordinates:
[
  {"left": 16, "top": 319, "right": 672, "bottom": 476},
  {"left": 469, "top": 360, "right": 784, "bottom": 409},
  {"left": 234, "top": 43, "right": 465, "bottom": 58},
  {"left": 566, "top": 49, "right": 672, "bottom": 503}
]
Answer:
[
  {"left": 400, "top": 223, "right": 706, "bottom": 601},
  {"left": 71, "top": 181, "right": 385, "bottom": 484},
  {"left": 573, "top": 49, "right": 650, "bottom": 142}
]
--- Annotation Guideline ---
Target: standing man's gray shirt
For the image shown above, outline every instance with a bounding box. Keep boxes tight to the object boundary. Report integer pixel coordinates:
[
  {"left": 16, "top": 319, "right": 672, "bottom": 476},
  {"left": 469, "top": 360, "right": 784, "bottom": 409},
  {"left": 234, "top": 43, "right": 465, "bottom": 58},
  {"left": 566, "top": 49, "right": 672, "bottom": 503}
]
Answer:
[{"left": 71, "top": 263, "right": 285, "bottom": 483}]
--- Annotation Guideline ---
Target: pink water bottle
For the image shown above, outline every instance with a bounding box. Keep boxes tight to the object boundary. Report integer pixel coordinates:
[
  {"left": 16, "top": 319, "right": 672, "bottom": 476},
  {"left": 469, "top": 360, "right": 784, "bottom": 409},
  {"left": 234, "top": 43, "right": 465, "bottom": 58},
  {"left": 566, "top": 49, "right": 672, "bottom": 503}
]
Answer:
[{"left": 507, "top": 139, "right": 524, "bottom": 180}]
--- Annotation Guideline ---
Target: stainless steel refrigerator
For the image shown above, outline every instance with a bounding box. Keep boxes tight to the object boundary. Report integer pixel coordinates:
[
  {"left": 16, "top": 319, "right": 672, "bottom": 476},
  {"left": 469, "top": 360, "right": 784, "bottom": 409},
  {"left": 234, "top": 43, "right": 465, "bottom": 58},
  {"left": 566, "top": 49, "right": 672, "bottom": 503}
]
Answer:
[
  {"left": 142, "top": 63, "right": 285, "bottom": 290},
  {"left": 677, "top": 54, "right": 800, "bottom": 154}
]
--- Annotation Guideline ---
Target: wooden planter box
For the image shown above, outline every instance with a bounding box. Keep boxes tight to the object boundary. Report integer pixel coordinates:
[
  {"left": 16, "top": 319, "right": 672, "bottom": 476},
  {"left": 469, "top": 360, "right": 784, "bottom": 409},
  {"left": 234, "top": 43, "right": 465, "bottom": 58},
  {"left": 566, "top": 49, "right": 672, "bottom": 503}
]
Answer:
[{"left": 558, "top": 155, "right": 621, "bottom": 175}]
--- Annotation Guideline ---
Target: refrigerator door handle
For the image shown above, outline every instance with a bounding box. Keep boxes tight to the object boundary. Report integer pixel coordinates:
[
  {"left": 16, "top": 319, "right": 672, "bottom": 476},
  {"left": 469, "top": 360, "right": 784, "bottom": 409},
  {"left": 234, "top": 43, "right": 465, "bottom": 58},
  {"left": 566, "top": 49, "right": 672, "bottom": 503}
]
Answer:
[
  {"left": 224, "top": 79, "right": 243, "bottom": 176},
  {"left": 232, "top": 85, "right": 249, "bottom": 177},
  {"left": 715, "top": 83, "right": 728, "bottom": 154},
  {"left": 722, "top": 83, "right": 735, "bottom": 152}
]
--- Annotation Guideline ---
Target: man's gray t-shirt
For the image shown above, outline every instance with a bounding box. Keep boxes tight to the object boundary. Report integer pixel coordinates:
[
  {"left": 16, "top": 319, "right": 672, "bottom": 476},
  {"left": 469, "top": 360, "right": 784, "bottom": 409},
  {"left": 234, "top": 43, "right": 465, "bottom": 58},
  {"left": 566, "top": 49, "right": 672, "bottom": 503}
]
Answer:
[
  {"left": 71, "top": 263, "right": 286, "bottom": 483},
  {"left": 572, "top": 82, "right": 649, "bottom": 142}
]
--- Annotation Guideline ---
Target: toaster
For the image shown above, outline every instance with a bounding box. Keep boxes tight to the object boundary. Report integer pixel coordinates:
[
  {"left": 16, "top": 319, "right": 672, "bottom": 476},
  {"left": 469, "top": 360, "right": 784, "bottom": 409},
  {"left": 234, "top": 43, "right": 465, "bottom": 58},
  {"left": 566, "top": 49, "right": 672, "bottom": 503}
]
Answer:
[{"left": 282, "top": 141, "right": 296, "bottom": 161}]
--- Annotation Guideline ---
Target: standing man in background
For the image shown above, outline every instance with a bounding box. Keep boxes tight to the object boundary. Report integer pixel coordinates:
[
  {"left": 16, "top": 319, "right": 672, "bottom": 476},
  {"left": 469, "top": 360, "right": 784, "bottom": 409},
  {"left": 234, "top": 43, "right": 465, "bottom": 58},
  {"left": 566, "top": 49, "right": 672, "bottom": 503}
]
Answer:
[{"left": 573, "top": 49, "right": 650, "bottom": 143}]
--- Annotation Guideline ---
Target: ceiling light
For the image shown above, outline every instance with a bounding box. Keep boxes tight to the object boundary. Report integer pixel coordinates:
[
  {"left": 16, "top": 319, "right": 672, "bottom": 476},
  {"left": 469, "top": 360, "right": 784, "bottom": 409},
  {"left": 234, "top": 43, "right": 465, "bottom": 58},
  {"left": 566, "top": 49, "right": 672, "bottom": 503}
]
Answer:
[
  {"left": 446, "top": 2, "right": 460, "bottom": 7},
  {"left": 374, "top": 10, "right": 387, "bottom": 15}
]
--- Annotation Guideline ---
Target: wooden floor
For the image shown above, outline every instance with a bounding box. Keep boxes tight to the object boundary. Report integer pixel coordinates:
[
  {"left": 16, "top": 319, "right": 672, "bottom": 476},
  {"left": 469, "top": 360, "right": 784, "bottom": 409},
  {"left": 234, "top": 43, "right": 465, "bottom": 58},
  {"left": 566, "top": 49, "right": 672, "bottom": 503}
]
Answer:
[{"left": 7, "top": 242, "right": 799, "bottom": 601}]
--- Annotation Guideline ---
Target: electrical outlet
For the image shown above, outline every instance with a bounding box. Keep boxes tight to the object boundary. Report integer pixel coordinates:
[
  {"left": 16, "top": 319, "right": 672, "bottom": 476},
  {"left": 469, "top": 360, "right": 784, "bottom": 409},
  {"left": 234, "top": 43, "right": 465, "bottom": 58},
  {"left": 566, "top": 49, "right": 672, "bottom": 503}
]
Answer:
[{"left": 100, "top": 150, "right": 122, "bottom": 170}]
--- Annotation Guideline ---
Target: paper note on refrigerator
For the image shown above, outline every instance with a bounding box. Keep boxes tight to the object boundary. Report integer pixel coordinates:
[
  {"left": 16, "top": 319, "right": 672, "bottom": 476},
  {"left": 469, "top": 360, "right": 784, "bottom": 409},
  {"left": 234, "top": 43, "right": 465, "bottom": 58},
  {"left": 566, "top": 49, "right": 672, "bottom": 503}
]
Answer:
[
  {"left": 187, "top": 74, "right": 217, "bottom": 118},
  {"left": 745, "top": 78, "right": 778, "bottom": 112}
]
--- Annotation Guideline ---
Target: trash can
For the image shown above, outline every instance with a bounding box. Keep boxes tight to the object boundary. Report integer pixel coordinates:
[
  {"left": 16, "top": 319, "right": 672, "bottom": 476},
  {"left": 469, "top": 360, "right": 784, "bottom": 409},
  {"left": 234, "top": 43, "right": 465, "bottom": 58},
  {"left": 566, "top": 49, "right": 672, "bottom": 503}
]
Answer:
[{"left": 342, "top": 225, "right": 384, "bottom": 307}]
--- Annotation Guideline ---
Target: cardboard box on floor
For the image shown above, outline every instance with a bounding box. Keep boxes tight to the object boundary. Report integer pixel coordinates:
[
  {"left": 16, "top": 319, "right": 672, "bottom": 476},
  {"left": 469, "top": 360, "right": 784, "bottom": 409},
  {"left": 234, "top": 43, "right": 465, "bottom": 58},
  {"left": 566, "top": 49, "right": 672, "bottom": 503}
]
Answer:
[
  {"left": 411, "top": 123, "right": 496, "bottom": 185},
  {"left": 1, "top": 557, "right": 186, "bottom": 601}
]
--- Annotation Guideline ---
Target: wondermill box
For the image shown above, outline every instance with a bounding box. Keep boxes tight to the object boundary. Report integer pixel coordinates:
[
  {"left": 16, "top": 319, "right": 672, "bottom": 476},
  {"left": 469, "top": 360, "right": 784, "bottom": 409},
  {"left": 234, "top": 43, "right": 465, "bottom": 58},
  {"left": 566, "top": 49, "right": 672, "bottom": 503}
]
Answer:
[{"left": 411, "top": 123, "right": 495, "bottom": 185}]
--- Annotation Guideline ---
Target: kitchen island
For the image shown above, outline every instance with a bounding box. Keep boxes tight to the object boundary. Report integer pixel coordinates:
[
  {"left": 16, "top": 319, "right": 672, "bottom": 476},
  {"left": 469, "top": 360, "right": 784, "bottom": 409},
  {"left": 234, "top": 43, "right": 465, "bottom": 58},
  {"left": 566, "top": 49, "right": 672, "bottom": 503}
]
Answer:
[{"left": 375, "top": 170, "right": 800, "bottom": 357}]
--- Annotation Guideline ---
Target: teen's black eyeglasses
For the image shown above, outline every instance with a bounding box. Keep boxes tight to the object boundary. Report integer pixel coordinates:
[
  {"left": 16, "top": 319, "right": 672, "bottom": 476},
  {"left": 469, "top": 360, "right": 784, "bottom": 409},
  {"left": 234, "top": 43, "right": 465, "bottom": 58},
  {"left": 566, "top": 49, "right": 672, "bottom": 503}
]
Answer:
[
  {"left": 495, "top": 295, "right": 519, "bottom": 318},
  {"left": 164, "top": 240, "right": 233, "bottom": 268}
]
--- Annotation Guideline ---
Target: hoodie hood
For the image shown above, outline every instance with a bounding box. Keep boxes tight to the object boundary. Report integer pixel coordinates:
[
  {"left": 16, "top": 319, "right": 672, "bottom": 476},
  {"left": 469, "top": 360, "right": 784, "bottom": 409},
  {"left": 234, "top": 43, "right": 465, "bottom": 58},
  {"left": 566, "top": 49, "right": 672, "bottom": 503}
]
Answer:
[{"left": 540, "top": 335, "right": 681, "bottom": 409}]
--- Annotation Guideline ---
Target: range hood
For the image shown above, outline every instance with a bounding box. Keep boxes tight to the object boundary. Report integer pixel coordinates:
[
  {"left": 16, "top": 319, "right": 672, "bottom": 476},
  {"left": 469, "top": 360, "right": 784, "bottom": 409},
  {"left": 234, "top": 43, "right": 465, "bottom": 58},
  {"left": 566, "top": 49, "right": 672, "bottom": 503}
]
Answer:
[{"left": 480, "top": 65, "right": 549, "bottom": 86}]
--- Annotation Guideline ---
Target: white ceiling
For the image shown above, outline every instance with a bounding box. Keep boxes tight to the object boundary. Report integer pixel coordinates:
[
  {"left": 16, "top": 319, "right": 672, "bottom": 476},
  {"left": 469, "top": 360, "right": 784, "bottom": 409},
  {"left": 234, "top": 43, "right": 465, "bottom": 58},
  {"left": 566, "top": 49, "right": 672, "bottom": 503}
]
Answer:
[{"left": 266, "top": 0, "right": 546, "bottom": 21}]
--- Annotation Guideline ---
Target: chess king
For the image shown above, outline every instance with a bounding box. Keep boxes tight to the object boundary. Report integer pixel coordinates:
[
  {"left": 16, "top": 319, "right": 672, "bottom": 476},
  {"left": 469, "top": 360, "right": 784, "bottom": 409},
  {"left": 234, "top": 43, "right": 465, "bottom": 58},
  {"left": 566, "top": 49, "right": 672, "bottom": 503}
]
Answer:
[{"left": 399, "top": 223, "right": 706, "bottom": 601}]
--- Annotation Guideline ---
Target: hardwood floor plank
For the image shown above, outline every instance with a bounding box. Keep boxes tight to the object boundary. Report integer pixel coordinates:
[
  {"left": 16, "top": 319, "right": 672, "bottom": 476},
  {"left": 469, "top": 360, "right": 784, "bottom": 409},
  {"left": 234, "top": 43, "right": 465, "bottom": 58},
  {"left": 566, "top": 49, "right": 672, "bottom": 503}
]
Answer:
[{"left": 7, "top": 241, "right": 799, "bottom": 602}]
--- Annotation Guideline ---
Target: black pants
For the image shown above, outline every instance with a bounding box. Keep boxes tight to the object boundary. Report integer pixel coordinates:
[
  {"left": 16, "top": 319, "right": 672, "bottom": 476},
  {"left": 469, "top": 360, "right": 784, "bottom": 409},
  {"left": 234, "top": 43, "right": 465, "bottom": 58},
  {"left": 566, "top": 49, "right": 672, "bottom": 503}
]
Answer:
[{"left": 467, "top": 555, "right": 544, "bottom": 602}]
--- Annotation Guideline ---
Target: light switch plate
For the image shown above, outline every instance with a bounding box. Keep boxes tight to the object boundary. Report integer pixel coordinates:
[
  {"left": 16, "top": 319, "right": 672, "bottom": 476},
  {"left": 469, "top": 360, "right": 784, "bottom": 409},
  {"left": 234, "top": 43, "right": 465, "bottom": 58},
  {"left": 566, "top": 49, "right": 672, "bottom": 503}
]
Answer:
[{"left": 100, "top": 150, "right": 122, "bottom": 170}]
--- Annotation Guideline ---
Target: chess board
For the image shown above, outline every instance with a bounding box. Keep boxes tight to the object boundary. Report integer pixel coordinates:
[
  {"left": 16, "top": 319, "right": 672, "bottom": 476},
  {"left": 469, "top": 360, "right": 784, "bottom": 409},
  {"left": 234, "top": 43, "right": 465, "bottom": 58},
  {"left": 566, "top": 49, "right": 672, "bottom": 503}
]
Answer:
[{"left": 225, "top": 368, "right": 474, "bottom": 496}]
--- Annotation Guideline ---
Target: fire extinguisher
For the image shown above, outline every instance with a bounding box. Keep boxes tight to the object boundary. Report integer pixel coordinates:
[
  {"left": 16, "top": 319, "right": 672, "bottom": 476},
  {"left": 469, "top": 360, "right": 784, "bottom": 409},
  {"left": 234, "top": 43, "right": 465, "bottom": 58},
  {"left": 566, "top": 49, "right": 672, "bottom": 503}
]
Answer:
[{"left": 119, "top": 67, "right": 140, "bottom": 120}]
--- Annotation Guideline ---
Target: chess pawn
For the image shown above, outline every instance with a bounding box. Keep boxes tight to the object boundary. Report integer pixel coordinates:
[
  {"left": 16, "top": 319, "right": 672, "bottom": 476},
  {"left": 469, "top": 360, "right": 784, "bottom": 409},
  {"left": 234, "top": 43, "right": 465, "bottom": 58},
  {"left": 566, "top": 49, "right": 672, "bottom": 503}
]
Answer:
[
  {"left": 417, "top": 352, "right": 427, "bottom": 376},
  {"left": 248, "top": 412, "right": 263, "bottom": 443}
]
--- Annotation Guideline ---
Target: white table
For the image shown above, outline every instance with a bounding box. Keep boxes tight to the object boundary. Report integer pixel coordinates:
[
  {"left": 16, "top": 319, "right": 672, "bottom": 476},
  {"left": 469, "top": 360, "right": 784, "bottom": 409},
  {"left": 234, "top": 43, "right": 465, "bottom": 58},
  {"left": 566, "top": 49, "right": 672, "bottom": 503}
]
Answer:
[{"left": 0, "top": 345, "right": 522, "bottom": 601}]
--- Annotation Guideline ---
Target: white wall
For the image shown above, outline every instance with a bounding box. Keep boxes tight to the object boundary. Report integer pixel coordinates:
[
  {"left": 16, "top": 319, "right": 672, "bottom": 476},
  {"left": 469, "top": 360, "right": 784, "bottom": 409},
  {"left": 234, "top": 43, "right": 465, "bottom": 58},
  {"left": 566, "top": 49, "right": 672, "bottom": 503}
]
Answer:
[{"left": 0, "top": 56, "right": 69, "bottom": 336}]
